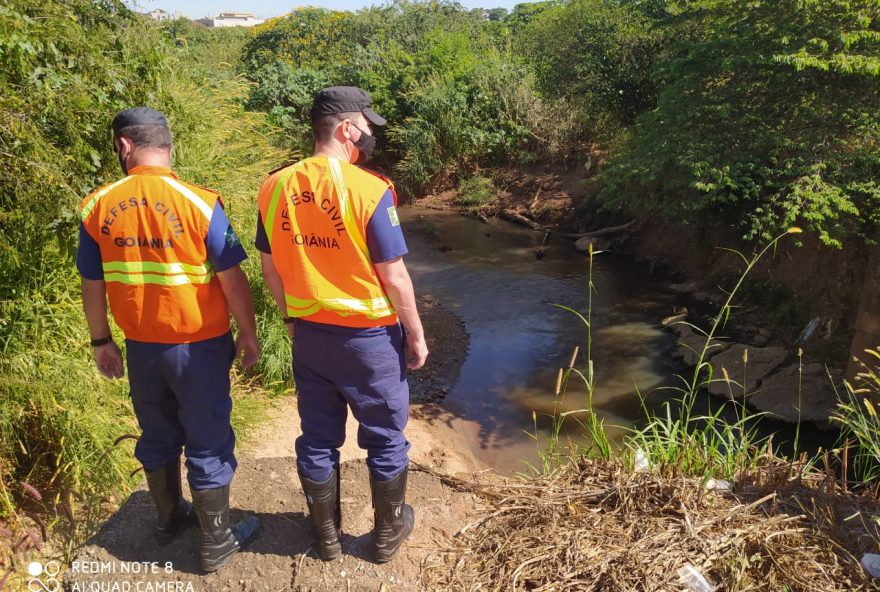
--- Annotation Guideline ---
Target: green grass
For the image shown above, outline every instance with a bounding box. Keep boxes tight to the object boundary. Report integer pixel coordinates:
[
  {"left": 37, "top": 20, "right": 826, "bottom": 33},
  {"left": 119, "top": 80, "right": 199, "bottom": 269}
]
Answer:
[
  {"left": 0, "top": 17, "right": 291, "bottom": 562},
  {"left": 540, "top": 228, "right": 808, "bottom": 482},
  {"left": 455, "top": 175, "right": 497, "bottom": 208},
  {"left": 833, "top": 352, "right": 880, "bottom": 484},
  {"left": 532, "top": 241, "right": 612, "bottom": 474}
]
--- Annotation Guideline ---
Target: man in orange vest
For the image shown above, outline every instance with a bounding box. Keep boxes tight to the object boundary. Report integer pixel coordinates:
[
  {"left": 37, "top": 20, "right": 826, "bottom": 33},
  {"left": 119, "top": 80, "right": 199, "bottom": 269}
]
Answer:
[
  {"left": 77, "top": 107, "right": 260, "bottom": 572},
  {"left": 256, "top": 87, "right": 428, "bottom": 563}
]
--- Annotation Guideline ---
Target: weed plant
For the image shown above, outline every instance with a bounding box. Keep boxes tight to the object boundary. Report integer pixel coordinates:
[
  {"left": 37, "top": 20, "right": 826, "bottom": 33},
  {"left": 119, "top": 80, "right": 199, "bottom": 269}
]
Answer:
[
  {"left": 455, "top": 175, "right": 496, "bottom": 208},
  {"left": 541, "top": 229, "right": 806, "bottom": 481},
  {"left": 834, "top": 353, "right": 880, "bottom": 484}
]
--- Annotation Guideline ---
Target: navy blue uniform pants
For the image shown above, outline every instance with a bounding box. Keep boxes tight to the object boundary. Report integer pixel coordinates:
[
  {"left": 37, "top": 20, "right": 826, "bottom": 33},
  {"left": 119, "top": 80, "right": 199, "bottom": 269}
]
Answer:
[
  {"left": 293, "top": 320, "right": 411, "bottom": 482},
  {"left": 126, "top": 332, "right": 237, "bottom": 490}
]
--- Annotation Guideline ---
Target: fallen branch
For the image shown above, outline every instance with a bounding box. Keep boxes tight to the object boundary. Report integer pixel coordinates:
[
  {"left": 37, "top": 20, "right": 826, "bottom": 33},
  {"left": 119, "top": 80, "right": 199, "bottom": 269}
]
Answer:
[{"left": 497, "top": 209, "right": 636, "bottom": 240}]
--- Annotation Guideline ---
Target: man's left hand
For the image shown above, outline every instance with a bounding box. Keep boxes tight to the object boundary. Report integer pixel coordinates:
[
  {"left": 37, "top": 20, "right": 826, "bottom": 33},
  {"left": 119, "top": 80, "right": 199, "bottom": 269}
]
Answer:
[
  {"left": 236, "top": 331, "right": 260, "bottom": 369},
  {"left": 94, "top": 341, "right": 124, "bottom": 379}
]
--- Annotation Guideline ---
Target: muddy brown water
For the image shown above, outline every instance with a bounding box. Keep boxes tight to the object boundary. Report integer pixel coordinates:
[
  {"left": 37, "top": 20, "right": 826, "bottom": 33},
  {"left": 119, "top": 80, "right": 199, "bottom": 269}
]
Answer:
[{"left": 400, "top": 207, "right": 684, "bottom": 474}]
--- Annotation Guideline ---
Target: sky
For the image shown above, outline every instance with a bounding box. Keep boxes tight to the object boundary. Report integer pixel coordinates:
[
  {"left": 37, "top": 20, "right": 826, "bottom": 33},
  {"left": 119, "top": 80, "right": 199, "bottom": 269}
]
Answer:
[{"left": 127, "top": 0, "right": 520, "bottom": 20}]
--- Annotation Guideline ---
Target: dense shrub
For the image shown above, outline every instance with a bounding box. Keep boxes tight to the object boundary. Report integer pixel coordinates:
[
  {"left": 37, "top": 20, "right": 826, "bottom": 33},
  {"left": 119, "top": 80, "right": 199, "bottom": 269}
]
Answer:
[
  {"left": 241, "top": 1, "right": 557, "bottom": 196},
  {"left": 599, "top": 0, "right": 880, "bottom": 247},
  {"left": 455, "top": 175, "right": 497, "bottom": 207},
  {"left": 519, "top": 0, "right": 667, "bottom": 133}
]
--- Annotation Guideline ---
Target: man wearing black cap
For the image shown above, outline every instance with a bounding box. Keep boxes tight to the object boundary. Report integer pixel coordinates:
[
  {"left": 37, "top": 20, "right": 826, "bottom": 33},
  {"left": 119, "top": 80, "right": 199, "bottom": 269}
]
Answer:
[
  {"left": 256, "top": 86, "right": 428, "bottom": 563},
  {"left": 77, "top": 107, "right": 260, "bottom": 572}
]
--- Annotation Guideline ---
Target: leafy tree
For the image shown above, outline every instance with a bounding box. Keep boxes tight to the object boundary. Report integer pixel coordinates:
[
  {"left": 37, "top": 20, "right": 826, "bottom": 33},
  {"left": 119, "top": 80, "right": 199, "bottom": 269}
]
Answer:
[
  {"left": 0, "top": 0, "right": 166, "bottom": 291},
  {"left": 241, "top": 0, "right": 549, "bottom": 194},
  {"left": 519, "top": 0, "right": 666, "bottom": 131},
  {"left": 486, "top": 7, "right": 509, "bottom": 21},
  {"left": 600, "top": 0, "right": 880, "bottom": 247},
  {"left": 506, "top": 1, "right": 557, "bottom": 34},
  {"left": 240, "top": 7, "right": 356, "bottom": 73}
]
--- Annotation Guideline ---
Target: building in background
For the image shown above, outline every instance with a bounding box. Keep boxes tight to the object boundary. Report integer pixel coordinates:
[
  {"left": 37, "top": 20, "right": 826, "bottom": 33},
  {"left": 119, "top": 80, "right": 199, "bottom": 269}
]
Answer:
[
  {"left": 195, "top": 12, "right": 265, "bottom": 27},
  {"left": 147, "top": 8, "right": 173, "bottom": 21}
]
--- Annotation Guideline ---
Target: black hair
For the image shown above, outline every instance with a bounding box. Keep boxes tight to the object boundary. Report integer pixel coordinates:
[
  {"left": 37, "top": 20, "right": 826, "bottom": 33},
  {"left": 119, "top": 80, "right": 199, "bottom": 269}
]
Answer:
[
  {"left": 114, "top": 124, "right": 172, "bottom": 149},
  {"left": 311, "top": 112, "right": 360, "bottom": 144}
]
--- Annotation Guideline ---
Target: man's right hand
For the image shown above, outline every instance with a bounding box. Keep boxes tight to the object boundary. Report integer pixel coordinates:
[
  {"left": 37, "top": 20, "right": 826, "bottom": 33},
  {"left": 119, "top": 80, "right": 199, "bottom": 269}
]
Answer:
[
  {"left": 405, "top": 333, "right": 429, "bottom": 370},
  {"left": 94, "top": 342, "right": 124, "bottom": 379}
]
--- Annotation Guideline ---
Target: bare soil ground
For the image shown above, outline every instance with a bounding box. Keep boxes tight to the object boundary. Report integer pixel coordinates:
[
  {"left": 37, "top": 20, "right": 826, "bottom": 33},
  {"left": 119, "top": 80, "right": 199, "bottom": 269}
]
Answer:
[
  {"left": 62, "top": 296, "right": 484, "bottom": 592},
  {"left": 65, "top": 458, "right": 487, "bottom": 592}
]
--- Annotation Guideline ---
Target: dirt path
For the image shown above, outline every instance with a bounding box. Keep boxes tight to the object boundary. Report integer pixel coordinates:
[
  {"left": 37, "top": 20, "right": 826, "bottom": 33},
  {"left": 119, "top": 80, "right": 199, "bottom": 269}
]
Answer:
[
  {"left": 65, "top": 298, "right": 488, "bottom": 591},
  {"left": 65, "top": 457, "right": 486, "bottom": 592}
]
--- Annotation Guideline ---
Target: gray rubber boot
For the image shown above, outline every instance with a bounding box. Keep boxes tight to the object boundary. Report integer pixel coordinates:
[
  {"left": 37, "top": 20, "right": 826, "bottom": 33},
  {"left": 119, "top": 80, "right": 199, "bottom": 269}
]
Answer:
[
  {"left": 370, "top": 467, "right": 415, "bottom": 563},
  {"left": 144, "top": 460, "right": 196, "bottom": 546},
  {"left": 299, "top": 467, "right": 342, "bottom": 561},
  {"left": 190, "top": 484, "right": 260, "bottom": 572}
]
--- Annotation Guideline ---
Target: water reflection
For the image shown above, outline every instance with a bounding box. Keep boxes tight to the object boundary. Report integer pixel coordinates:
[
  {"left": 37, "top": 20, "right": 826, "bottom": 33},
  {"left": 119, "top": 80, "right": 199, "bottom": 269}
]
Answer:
[{"left": 400, "top": 207, "right": 683, "bottom": 473}]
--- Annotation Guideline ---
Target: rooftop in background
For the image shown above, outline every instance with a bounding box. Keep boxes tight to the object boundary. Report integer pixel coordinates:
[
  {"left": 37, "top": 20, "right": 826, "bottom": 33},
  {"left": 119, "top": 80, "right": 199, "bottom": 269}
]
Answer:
[
  {"left": 146, "top": 8, "right": 174, "bottom": 20},
  {"left": 195, "top": 12, "right": 265, "bottom": 27}
]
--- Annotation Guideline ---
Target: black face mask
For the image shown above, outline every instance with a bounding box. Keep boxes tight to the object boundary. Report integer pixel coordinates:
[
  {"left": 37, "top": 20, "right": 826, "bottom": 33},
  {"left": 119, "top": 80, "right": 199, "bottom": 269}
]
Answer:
[{"left": 352, "top": 125, "right": 376, "bottom": 163}]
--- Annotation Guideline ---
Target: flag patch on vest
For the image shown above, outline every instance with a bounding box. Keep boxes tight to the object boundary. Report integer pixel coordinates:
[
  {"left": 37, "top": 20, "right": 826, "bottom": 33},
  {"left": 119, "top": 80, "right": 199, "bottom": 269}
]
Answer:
[
  {"left": 225, "top": 225, "right": 241, "bottom": 249},
  {"left": 387, "top": 206, "right": 400, "bottom": 227}
]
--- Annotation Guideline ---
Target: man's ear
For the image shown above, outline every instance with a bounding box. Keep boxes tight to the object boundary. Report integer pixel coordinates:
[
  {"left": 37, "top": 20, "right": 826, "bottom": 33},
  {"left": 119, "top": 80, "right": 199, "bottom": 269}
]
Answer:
[
  {"left": 115, "top": 136, "right": 134, "bottom": 156},
  {"left": 339, "top": 118, "right": 354, "bottom": 142}
]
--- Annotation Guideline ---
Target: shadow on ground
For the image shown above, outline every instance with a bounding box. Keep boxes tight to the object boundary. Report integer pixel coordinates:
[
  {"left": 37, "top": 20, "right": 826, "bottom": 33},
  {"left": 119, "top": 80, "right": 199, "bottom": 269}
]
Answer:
[{"left": 65, "top": 456, "right": 484, "bottom": 592}]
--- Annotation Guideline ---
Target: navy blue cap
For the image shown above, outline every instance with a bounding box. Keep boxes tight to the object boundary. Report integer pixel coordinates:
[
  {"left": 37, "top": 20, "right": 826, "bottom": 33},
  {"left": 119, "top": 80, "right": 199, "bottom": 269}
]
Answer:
[
  {"left": 311, "top": 86, "right": 387, "bottom": 126},
  {"left": 111, "top": 107, "right": 168, "bottom": 134}
]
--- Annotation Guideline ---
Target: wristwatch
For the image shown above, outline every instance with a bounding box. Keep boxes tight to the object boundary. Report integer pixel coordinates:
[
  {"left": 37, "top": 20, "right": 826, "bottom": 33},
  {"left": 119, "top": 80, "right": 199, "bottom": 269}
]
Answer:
[{"left": 90, "top": 335, "right": 113, "bottom": 347}]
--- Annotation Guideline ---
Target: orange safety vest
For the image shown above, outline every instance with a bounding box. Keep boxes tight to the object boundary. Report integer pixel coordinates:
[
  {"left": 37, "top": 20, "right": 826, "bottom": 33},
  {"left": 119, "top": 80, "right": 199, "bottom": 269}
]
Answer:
[
  {"left": 80, "top": 164, "right": 231, "bottom": 343},
  {"left": 257, "top": 156, "right": 399, "bottom": 328}
]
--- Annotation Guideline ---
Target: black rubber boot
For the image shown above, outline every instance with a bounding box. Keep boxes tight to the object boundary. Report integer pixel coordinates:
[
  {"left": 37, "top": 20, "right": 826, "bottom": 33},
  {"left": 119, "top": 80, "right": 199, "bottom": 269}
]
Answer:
[
  {"left": 190, "top": 484, "right": 260, "bottom": 573},
  {"left": 298, "top": 467, "right": 342, "bottom": 561},
  {"left": 144, "top": 460, "right": 196, "bottom": 546},
  {"left": 370, "top": 467, "right": 415, "bottom": 563}
]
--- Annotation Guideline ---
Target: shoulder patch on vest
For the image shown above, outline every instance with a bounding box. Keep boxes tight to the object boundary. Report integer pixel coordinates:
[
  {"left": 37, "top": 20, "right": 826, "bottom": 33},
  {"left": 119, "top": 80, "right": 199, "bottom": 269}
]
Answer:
[
  {"left": 387, "top": 206, "right": 400, "bottom": 227},
  {"left": 224, "top": 225, "right": 241, "bottom": 249}
]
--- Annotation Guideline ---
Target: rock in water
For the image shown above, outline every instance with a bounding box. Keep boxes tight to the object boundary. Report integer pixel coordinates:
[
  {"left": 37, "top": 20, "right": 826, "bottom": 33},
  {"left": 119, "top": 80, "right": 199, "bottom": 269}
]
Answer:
[
  {"left": 707, "top": 344, "right": 787, "bottom": 399},
  {"left": 668, "top": 324, "right": 729, "bottom": 366},
  {"left": 574, "top": 236, "right": 611, "bottom": 253},
  {"left": 748, "top": 363, "right": 840, "bottom": 422}
]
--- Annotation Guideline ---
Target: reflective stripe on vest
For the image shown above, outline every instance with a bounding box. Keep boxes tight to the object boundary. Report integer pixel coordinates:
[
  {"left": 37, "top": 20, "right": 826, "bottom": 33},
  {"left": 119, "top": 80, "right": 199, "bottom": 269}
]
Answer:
[
  {"left": 80, "top": 176, "right": 133, "bottom": 222},
  {"left": 161, "top": 177, "right": 215, "bottom": 221},
  {"left": 267, "top": 158, "right": 393, "bottom": 321},
  {"left": 327, "top": 158, "right": 370, "bottom": 258},
  {"left": 284, "top": 294, "right": 394, "bottom": 318},
  {"left": 102, "top": 260, "right": 215, "bottom": 286}
]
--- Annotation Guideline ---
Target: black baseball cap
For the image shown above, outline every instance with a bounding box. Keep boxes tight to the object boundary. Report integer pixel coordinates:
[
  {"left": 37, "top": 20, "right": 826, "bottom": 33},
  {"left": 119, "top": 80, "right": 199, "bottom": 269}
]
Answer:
[
  {"left": 111, "top": 107, "right": 169, "bottom": 134},
  {"left": 311, "top": 86, "right": 387, "bottom": 126}
]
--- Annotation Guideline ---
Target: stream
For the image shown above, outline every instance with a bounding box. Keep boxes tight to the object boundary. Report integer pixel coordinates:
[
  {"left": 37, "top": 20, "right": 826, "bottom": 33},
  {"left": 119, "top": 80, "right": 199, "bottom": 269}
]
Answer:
[
  {"left": 400, "top": 207, "right": 839, "bottom": 474},
  {"left": 401, "top": 207, "right": 684, "bottom": 473}
]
